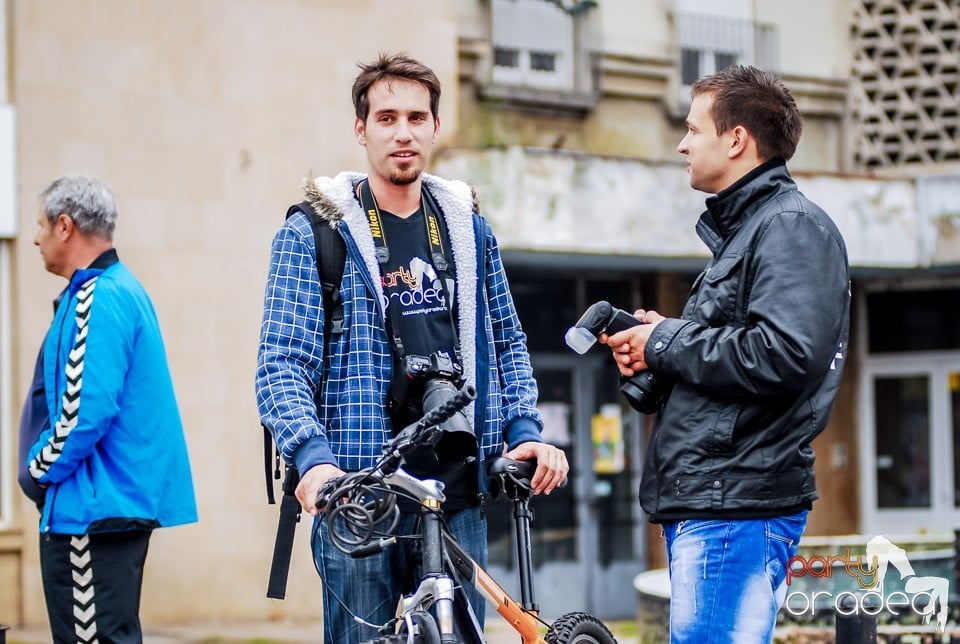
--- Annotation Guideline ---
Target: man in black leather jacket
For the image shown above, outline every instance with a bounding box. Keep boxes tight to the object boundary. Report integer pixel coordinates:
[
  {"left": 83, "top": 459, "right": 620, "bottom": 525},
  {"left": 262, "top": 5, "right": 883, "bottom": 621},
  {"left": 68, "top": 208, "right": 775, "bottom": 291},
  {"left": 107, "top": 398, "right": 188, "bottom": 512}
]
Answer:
[{"left": 602, "top": 66, "right": 850, "bottom": 643}]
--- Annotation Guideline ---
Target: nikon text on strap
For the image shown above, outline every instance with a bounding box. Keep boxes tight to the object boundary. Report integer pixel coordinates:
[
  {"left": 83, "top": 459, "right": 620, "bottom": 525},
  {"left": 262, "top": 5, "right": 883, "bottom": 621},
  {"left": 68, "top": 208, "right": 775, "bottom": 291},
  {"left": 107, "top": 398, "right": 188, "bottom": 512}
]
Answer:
[{"left": 357, "top": 180, "right": 462, "bottom": 365}]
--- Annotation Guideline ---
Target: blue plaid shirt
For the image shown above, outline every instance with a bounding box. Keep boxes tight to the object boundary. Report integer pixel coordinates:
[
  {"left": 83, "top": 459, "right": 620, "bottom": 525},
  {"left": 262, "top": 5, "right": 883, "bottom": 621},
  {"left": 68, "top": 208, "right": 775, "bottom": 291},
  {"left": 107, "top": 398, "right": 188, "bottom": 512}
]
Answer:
[{"left": 256, "top": 172, "right": 542, "bottom": 477}]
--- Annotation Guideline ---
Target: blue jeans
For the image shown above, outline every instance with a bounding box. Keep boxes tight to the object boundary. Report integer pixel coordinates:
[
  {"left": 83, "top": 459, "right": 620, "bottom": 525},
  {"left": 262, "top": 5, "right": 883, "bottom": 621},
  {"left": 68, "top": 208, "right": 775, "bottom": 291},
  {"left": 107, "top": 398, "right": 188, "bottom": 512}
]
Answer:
[
  {"left": 663, "top": 511, "right": 807, "bottom": 644},
  {"left": 313, "top": 506, "right": 487, "bottom": 644}
]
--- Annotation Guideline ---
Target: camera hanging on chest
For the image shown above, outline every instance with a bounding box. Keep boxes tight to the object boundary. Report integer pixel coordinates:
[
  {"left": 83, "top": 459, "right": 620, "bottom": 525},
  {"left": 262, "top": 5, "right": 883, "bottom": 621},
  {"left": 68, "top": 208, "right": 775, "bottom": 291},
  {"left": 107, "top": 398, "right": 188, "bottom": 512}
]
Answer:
[{"left": 358, "top": 180, "right": 477, "bottom": 465}]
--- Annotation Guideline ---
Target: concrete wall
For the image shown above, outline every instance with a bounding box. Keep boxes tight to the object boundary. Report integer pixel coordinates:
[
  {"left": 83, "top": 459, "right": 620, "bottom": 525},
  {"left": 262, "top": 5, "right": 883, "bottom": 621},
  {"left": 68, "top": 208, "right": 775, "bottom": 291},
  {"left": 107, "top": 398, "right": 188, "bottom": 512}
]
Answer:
[
  {"left": 9, "top": 0, "right": 458, "bottom": 625},
  {"left": 432, "top": 147, "right": 927, "bottom": 269}
]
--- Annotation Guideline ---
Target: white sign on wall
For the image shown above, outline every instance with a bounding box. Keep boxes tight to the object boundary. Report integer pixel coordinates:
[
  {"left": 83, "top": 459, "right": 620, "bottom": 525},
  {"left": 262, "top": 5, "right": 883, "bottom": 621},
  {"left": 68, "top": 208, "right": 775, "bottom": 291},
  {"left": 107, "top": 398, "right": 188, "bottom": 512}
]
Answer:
[{"left": 0, "top": 105, "right": 15, "bottom": 239}]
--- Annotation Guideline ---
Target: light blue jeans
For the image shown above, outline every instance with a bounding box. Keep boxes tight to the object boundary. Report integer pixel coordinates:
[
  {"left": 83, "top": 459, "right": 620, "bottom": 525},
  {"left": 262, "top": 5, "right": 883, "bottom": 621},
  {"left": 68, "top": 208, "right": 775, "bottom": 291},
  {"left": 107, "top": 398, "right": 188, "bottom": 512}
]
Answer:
[
  {"left": 662, "top": 511, "right": 807, "bottom": 644},
  {"left": 313, "top": 506, "right": 487, "bottom": 644}
]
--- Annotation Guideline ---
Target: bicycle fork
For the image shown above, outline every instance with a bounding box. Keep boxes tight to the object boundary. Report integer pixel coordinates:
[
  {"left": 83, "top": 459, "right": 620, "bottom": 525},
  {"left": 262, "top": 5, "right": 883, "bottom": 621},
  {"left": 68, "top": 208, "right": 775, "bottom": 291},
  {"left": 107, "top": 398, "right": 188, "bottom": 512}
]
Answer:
[
  {"left": 418, "top": 505, "right": 459, "bottom": 644},
  {"left": 441, "top": 495, "right": 547, "bottom": 644}
]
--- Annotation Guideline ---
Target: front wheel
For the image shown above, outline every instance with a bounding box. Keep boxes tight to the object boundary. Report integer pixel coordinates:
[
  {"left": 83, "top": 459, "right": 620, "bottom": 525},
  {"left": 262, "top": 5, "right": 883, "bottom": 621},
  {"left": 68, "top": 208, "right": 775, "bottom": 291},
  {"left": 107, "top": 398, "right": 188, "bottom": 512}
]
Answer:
[{"left": 546, "top": 611, "right": 618, "bottom": 644}]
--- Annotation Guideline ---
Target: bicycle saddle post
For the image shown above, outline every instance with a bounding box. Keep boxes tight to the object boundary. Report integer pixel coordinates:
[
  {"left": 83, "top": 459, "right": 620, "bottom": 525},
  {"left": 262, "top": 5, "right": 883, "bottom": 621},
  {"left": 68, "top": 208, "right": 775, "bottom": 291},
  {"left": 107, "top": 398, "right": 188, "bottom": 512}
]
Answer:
[{"left": 486, "top": 457, "right": 539, "bottom": 613}]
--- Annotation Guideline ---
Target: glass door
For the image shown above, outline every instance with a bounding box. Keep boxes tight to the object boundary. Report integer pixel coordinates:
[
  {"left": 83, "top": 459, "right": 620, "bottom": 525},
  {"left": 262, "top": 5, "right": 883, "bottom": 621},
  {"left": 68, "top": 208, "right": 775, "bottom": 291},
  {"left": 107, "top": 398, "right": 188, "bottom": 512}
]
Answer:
[
  {"left": 485, "top": 362, "right": 586, "bottom": 617},
  {"left": 861, "top": 357, "right": 960, "bottom": 535},
  {"left": 484, "top": 355, "right": 646, "bottom": 619},
  {"left": 585, "top": 357, "right": 646, "bottom": 617}
]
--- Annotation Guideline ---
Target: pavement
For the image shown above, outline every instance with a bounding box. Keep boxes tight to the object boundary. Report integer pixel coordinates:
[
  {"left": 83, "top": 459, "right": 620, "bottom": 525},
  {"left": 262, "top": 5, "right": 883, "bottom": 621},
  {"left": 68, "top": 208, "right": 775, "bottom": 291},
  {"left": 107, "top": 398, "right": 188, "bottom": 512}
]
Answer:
[{"left": 5, "top": 615, "right": 640, "bottom": 643}]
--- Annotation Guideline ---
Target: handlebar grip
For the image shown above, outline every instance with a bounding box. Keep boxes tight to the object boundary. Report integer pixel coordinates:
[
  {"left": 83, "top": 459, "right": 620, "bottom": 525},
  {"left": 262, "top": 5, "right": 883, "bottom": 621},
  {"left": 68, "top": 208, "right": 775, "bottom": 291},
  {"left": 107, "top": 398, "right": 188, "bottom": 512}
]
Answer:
[{"left": 415, "top": 384, "right": 477, "bottom": 431}]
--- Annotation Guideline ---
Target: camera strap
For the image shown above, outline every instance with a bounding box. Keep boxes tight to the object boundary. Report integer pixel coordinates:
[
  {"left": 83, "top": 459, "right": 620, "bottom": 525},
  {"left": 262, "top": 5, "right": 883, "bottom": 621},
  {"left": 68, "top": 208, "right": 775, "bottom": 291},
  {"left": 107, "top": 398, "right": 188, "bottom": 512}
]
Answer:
[{"left": 358, "top": 179, "right": 462, "bottom": 366}]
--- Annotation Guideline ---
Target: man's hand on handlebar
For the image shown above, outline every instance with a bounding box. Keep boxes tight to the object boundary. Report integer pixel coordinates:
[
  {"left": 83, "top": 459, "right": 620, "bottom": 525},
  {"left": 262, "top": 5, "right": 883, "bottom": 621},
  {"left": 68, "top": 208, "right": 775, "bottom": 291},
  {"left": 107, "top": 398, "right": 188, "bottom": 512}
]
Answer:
[
  {"left": 503, "top": 441, "right": 568, "bottom": 495},
  {"left": 297, "top": 463, "right": 345, "bottom": 516}
]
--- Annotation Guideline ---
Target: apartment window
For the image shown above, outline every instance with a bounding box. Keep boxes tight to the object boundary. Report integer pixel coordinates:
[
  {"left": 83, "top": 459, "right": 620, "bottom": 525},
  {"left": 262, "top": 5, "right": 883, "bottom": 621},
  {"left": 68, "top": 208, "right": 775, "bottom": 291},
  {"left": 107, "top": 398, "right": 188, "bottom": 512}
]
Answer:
[
  {"left": 494, "top": 47, "right": 520, "bottom": 69},
  {"left": 530, "top": 51, "right": 557, "bottom": 72},
  {"left": 675, "top": 11, "right": 779, "bottom": 103},
  {"left": 485, "top": 0, "right": 598, "bottom": 111},
  {"left": 492, "top": 0, "right": 573, "bottom": 89},
  {"left": 680, "top": 47, "right": 740, "bottom": 85}
]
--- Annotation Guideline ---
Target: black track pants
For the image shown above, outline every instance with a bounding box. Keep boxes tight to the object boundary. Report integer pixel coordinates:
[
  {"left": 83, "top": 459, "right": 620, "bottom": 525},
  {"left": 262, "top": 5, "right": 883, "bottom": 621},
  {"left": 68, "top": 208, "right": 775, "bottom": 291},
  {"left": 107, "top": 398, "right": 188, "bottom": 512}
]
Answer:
[{"left": 39, "top": 530, "right": 151, "bottom": 644}]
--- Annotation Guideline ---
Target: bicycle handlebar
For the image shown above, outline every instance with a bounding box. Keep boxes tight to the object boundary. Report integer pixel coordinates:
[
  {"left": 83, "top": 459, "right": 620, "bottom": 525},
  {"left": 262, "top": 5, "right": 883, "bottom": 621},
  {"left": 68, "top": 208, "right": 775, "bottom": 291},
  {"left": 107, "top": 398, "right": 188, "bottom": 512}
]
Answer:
[{"left": 317, "top": 383, "right": 478, "bottom": 556}]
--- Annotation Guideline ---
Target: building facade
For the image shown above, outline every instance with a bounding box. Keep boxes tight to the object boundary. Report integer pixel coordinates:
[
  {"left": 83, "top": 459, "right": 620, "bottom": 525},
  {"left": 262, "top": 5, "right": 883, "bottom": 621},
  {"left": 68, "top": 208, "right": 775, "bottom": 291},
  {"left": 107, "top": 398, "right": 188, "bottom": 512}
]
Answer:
[{"left": 1, "top": 0, "right": 958, "bottom": 627}]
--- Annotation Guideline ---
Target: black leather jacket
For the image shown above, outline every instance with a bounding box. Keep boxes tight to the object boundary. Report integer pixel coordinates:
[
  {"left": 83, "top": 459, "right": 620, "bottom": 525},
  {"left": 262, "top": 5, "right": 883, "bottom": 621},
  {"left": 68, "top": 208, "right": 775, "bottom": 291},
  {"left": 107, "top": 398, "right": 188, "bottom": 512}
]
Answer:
[{"left": 641, "top": 160, "right": 850, "bottom": 522}]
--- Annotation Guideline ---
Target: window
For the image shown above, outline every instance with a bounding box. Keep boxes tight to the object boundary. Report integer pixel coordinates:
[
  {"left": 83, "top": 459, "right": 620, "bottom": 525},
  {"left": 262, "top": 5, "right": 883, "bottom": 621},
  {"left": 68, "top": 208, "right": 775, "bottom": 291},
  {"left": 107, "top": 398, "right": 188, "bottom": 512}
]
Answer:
[
  {"left": 492, "top": 0, "right": 574, "bottom": 89},
  {"left": 680, "top": 47, "right": 740, "bottom": 85},
  {"left": 860, "top": 285, "right": 960, "bottom": 535},
  {"left": 867, "top": 289, "right": 960, "bottom": 353},
  {"left": 486, "top": 0, "right": 598, "bottom": 110},
  {"left": 529, "top": 51, "right": 557, "bottom": 72},
  {"left": 874, "top": 375, "right": 931, "bottom": 508},
  {"left": 675, "top": 9, "right": 779, "bottom": 104},
  {"left": 494, "top": 47, "right": 520, "bottom": 69}
]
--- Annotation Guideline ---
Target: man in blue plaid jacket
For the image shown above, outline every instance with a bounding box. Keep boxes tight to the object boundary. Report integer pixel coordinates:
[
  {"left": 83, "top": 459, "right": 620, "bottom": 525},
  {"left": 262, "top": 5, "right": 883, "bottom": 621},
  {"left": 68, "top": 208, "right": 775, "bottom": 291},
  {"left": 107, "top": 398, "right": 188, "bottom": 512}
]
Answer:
[{"left": 255, "top": 53, "right": 567, "bottom": 643}]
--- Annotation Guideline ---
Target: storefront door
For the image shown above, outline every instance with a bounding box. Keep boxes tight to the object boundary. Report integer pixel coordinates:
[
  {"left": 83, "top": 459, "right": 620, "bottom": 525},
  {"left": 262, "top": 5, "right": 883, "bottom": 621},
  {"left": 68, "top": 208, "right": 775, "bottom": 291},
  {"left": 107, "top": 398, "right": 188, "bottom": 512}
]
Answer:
[
  {"left": 860, "top": 355, "right": 960, "bottom": 535},
  {"left": 484, "top": 354, "right": 646, "bottom": 620}
]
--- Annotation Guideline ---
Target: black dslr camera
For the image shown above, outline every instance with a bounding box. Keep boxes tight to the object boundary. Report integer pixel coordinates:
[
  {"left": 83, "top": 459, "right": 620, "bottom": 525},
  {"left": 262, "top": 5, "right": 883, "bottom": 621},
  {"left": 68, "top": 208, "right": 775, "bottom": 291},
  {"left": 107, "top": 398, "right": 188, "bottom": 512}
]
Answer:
[
  {"left": 565, "top": 301, "right": 669, "bottom": 415},
  {"left": 388, "top": 351, "right": 477, "bottom": 461}
]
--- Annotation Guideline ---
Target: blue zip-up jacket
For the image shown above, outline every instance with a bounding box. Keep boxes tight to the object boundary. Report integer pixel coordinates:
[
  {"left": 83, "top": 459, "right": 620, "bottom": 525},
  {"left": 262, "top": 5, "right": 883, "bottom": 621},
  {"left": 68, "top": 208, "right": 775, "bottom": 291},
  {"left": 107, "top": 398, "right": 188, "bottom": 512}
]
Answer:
[
  {"left": 256, "top": 172, "right": 543, "bottom": 480},
  {"left": 26, "top": 250, "right": 198, "bottom": 534}
]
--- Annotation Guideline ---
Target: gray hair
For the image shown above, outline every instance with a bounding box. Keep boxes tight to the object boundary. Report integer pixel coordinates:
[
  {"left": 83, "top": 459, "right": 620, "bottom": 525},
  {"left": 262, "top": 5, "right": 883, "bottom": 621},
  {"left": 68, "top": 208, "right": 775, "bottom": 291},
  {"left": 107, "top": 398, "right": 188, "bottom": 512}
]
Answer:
[{"left": 38, "top": 175, "right": 118, "bottom": 240}]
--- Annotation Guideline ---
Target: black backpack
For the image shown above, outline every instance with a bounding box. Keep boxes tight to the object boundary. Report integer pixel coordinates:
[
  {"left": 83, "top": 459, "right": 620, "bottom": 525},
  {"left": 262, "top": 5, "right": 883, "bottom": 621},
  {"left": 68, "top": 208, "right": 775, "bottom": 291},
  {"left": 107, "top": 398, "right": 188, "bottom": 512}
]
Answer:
[{"left": 263, "top": 200, "right": 346, "bottom": 600}]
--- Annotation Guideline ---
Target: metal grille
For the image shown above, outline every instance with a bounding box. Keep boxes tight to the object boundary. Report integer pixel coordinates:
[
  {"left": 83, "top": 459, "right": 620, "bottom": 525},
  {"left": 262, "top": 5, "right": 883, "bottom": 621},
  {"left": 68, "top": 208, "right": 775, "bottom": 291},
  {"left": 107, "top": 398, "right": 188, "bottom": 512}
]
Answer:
[{"left": 850, "top": 0, "right": 960, "bottom": 169}]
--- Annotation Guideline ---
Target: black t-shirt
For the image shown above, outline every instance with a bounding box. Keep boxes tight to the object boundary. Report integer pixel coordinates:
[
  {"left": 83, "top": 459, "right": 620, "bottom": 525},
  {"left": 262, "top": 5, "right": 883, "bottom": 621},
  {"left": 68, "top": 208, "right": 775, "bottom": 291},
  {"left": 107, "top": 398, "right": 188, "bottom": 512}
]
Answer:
[
  {"left": 379, "top": 207, "right": 457, "bottom": 360},
  {"left": 379, "top": 207, "right": 479, "bottom": 511}
]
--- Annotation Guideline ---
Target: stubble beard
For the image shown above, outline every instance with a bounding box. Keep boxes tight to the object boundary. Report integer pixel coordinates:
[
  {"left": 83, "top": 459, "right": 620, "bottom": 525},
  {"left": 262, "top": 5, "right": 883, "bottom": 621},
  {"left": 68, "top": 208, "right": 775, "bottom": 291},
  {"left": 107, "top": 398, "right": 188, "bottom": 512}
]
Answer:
[{"left": 389, "top": 166, "right": 421, "bottom": 186}]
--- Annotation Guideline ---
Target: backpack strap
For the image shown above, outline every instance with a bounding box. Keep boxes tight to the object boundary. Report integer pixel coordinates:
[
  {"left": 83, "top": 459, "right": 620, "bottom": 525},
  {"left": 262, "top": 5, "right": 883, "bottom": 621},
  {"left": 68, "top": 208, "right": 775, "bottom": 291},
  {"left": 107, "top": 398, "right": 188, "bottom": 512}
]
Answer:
[
  {"left": 288, "top": 200, "right": 347, "bottom": 337},
  {"left": 265, "top": 203, "right": 347, "bottom": 497},
  {"left": 265, "top": 200, "right": 347, "bottom": 599}
]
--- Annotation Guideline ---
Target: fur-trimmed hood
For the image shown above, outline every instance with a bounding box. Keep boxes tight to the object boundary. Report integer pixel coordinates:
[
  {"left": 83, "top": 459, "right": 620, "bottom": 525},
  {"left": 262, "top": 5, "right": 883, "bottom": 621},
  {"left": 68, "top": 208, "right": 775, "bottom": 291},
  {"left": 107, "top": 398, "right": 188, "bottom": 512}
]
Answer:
[{"left": 301, "top": 171, "right": 482, "bottom": 400}]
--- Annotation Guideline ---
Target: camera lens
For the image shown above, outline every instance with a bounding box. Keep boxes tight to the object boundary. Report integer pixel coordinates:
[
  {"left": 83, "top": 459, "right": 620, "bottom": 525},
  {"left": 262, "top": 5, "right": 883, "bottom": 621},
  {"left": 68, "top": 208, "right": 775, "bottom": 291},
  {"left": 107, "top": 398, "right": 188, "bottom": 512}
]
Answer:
[
  {"left": 620, "top": 371, "right": 666, "bottom": 415},
  {"left": 423, "top": 379, "right": 477, "bottom": 461}
]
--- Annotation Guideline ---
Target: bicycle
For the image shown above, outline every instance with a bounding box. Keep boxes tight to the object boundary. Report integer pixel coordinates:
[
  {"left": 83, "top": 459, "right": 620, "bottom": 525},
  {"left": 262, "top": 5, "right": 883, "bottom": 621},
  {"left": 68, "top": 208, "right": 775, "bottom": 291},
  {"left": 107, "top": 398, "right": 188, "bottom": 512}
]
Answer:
[{"left": 316, "top": 384, "right": 618, "bottom": 644}]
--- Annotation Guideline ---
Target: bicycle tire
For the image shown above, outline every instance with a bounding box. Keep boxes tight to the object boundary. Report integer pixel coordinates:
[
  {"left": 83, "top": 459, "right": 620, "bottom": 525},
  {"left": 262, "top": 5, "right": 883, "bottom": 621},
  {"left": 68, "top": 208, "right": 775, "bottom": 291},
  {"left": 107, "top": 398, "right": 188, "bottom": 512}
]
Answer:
[
  {"left": 545, "top": 611, "right": 618, "bottom": 644},
  {"left": 358, "top": 610, "right": 442, "bottom": 644}
]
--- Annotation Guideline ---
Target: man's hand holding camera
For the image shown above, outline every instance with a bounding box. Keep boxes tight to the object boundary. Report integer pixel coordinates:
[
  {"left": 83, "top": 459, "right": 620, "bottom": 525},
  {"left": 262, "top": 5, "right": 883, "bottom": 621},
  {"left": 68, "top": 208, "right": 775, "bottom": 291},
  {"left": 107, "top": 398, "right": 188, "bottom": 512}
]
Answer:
[{"left": 599, "top": 309, "right": 665, "bottom": 377}]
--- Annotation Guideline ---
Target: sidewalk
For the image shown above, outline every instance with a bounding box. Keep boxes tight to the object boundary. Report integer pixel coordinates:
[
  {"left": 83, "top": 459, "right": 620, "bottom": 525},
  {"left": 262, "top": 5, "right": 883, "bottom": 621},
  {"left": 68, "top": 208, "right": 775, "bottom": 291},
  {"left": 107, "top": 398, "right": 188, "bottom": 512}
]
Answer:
[{"left": 7, "top": 615, "right": 639, "bottom": 643}]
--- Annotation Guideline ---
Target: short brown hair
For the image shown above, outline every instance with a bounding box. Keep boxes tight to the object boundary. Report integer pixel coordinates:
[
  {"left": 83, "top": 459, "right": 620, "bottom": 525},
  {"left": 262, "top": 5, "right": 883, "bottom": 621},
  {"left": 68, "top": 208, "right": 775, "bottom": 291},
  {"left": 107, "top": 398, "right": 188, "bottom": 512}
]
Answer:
[
  {"left": 691, "top": 65, "right": 802, "bottom": 161},
  {"left": 352, "top": 53, "right": 441, "bottom": 122}
]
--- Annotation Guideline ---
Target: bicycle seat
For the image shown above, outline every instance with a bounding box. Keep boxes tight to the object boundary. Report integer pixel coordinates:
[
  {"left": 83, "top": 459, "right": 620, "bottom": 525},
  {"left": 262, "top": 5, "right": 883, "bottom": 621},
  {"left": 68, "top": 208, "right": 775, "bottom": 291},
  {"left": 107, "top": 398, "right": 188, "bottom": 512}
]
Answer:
[{"left": 486, "top": 457, "right": 536, "bottom": 500}]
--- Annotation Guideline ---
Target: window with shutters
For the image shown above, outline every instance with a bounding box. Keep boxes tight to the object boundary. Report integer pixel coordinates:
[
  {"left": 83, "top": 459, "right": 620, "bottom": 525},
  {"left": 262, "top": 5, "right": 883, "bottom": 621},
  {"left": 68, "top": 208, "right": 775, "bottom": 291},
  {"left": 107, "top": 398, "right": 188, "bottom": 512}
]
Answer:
[
  {"left": 485, "top": 0, "right": 598, "bottom": 112},
  {"left": 675, "top": 10, "right": 779, "bottom": 105}
]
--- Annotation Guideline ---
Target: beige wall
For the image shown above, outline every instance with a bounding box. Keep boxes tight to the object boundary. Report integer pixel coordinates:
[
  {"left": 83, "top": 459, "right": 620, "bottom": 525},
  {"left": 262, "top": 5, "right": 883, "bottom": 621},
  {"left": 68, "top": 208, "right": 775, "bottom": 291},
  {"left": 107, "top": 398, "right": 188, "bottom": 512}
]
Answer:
[
  {"left": 756, "top": 0, "right": 854, "bottom": 80},
  {"left": 10, "top": 0, "right": 459, "bottom": 625}
]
